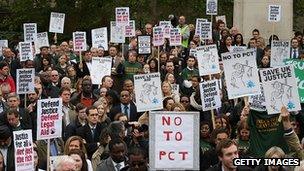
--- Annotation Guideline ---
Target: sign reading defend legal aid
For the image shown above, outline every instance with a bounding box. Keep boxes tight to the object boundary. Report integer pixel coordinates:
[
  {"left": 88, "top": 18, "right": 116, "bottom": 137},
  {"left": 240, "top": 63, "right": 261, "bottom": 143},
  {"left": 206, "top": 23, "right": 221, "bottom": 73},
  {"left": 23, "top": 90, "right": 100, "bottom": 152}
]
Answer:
[
  {"left": 149, "top": 111, "right": 199, "bottom": 170},
  {"left": 37, "top": 98, "right": 62, "bottom": 140}
]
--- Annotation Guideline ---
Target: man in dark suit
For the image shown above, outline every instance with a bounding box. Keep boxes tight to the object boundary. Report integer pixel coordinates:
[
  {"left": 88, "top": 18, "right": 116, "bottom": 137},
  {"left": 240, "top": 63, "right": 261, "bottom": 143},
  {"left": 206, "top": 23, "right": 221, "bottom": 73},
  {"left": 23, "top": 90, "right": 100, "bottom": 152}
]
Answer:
[
  {"left": 75, "top": 51, "right": 92, "bottom": 78},
  {"left": 290, "top": 37, "right": 303, "bottom": 59},
  {"left": 76, "top": 106, "right": 107, "bottom": 159},
  {"left": 248, "top": 38, "right": 264, "bottom": 65},
  {"left": 96, "top": 138, "right": 128, "bottom": 171},
  {"left": 109, "top": 90, "right": 139, "bottom": 122}
]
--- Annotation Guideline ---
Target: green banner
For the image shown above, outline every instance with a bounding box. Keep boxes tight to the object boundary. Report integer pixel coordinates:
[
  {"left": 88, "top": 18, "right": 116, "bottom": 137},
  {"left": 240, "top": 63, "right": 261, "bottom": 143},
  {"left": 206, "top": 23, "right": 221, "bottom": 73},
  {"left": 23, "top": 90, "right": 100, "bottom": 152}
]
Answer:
[{"left": 285, "top": 59, "right": 304, "bottom": 102}]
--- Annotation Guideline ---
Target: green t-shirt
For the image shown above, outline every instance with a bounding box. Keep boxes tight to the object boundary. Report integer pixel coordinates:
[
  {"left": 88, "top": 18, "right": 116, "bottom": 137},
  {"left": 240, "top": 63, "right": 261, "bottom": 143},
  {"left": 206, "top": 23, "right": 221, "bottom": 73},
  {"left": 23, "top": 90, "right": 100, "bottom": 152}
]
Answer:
[
  {"left": 200, "top": 139, "right": 213, "bottom": 154},
  {"left": 123, "top": 61, "right": 142, "bottom": 80},
  {"left": 248, "top": 110, "right": 289, "bottom": 157},
  {"left": 180, "top": 67, "right": 199, "bottom": 81}
]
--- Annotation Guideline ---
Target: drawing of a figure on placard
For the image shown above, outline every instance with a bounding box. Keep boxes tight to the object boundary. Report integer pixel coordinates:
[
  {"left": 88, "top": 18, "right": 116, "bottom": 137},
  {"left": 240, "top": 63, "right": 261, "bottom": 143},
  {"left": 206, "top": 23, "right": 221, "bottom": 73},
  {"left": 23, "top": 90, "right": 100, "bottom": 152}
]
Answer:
[
  {"left": 270, "top": 80, "right": 293, "bottom": 111},
  {"left": 51, "top": 17, "right": 62, "bottom": 31},
  {"left": 201, "top": 52, "right": 217, "bottom": 70},
  {"left": 273, "top": 47, "right": 289, "bottom": 63},
  {"left": 139, "top": 81, "right": 158, "bottom": 104},
  {"left": 230, "top": 60, "right": 253, "bottom": 88}
]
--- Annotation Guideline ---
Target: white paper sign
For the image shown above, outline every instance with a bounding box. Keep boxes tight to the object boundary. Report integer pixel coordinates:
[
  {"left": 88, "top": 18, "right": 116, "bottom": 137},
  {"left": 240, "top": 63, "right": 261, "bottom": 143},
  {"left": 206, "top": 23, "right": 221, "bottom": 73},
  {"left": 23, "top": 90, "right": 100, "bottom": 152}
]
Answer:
[
  {"left": 110, "top": 21, "right": 125, "bottom": 43},
  {"left": 91, "top": 57, "right": 112, "bottom": 85},
  {"left": 73, "top": 32, "right": 86, "bottom": 51},
  {"left": 23, "top": 23, "right": 37, "bottom": 42},
  {"left": 138, "top": 36, "right": 151, "bottom": 54},
  {"left": 115, "top": 7, "right": 130, "bottom": 26},
  {"left": 271, "top": 40, "right": 290, "bottom": 67},
  {"left": 232, "top": 46, "right": 247, "bottom": 52},
  {"left": 13, "top": 130, "right": 34, "bottom": 171},
  {"left": 0, "top": 40, "right": 8, "bottom": 56},
  {"left": 249, "top": 83, "right": 266, "bottom": 111},
  {"left": 195, "top": 18, "right": 208, "bottom": 36},
  {"left": 37, "top": 98, "right": 63, "bottom": 140},
  {"left": 197, "top": 44, "right": 220, "bottom": 76},
  {"left": 35, "top": 32, "right": 49, "bottom": 54},
  {"left": 189, "top": 48, "right": 197, "bottom": 58},
  {"left": 153, "top": 26, "right": 164, "bottom": 46},
  {"left": 200, "top": 22, "right": 212, "bottom": 40},
  {"left": 134, "top": 73, "right": 163, "bottom": 112},
  {"left": 124, "top": 20, "right": 135, "bottom": 37},
  {"left": 169, "top": 28, "right": 181, "bottom": 46},
  {"left": 159, "top": 21, "right": 172, "bottom": 38},
  {"left": 216, "top": 15, "right": 227, "bottom": 25},
  {"left": 19, "top": 42, "right": 34, "bottom": 61},
  {"left": 91, "top": 27, "right": 108, "bottom": 50},
  {"left": 172, "top": 84, "right": 180, "bottom": 95},
  {"left": 206, "top": 0, "right": 218, "bottom": 15},
  {"left": 16, "top": 69, "right": 35, "bottom": 94},
  {"left": 149, "top": 111, "right": 199, "bottom": 170},
  {"left": 268, "top": 5, "right": 281, "bottom": 22},
  {"left": 222, "top": 49, "right": 260, "bottom": 99},
  {"left": 200, "top": 80, "right": 221, "bottom": 111},
  {"left": 49, "top": 12, "right": 65, "bottom": 33},
  {"left": 260, "top": 65, "right": 301, "bottom": 114}
]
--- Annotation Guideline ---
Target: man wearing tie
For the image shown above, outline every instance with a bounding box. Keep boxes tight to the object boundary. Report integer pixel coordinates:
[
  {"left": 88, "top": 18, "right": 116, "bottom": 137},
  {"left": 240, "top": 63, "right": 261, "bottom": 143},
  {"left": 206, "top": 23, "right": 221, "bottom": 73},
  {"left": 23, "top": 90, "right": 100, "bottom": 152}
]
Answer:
[{"left": 290, "top": 38, "right": 303, "bottom": 59}]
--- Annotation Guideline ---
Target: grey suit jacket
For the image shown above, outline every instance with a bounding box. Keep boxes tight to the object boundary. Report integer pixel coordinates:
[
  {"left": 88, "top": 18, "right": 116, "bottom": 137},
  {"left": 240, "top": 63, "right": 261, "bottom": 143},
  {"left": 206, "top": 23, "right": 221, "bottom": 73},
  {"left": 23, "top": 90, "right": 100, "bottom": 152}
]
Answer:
[{"left": 96, "top": 157, "right": 116, "bottom": 171}]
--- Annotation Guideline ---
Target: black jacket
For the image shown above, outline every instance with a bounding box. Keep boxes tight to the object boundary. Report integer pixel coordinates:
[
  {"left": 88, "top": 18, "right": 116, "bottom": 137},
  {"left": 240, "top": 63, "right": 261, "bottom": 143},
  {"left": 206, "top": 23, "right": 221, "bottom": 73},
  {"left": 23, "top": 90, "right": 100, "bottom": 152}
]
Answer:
[
  {"left": 207, "top": 162, "right": 253, "bottom": 171},
  {"left": 109, "top": 102, "right": 140, "bottom": 122}
]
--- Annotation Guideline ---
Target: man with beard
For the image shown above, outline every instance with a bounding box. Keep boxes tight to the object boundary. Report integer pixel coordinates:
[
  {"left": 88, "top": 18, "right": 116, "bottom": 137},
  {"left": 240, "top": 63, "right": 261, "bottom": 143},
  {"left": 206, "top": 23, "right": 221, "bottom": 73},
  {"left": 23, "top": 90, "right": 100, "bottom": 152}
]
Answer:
[
  {"left": 96, "top": 138, "right": 128, "bottom": 171},
  {"left": 26, "top": 88, "right": 39, "bottom": 141}
]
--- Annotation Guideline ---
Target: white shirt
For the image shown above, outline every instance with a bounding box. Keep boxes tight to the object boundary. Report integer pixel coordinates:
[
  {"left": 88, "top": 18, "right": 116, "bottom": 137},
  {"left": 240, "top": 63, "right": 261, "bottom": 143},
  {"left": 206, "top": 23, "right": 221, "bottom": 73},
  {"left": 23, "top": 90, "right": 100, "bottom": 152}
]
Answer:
[
  {"left": 86, "top": 61, "right": 92, "bottom": 73},
  {"left": 111, "top": 159, "right": 125, "bottom": 171}
]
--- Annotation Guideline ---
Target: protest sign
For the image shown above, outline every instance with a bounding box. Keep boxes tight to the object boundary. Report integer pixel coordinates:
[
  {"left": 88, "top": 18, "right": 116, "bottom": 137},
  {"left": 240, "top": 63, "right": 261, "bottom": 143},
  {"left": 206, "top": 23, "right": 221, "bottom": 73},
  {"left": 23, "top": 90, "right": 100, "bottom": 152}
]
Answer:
[
  {"left": 91, "top": 27, "right": 108, "bottom": 50},
  {"left": 206, "top": 0, "right": 218, "bottom": 15},
  {"left": 49, "top": 12, "right": 65, "bottom": 33},
  {"left": 19, "top": 42, "right": 34, "bottom": 62},
  {"left": 199, "top": 80, "right": 221, "bottom": 111},
  {"left": 268, "top": 5, "right": 281, "bottom": 22},
  {"left": 232, "top": 46, "right": 247, "bottom": 52},
  {"left": 189, "top": 48, "right": 197, "bottom": 58},
  {"left": 259, "top": 65, "right": 301, "bottom": 114},
  {"left": 23, "top": 23, "right": 37, "bottom": 42},
  {"left": 35, "top": 32, "right": 49, "bottom": 54},
  {"left": 90, "top": 57, "right": 112, "bottom": 85},
  {"left": 37, "top": 98, "right": 62, "bottom": 140},
  {"left": 134, "top": 73, "right": 163, "bottom": 112},
  {"left": 249, "top": 83, "right": 267, "bottom": 111},
  {"left": 196, "top": 44, "right": 220, "bottom": 76},
  {"left": 200, "top": 22, "right": 212, "bottom": 40},
  {"left": 172, "top": 84, "right": 180, "bottom": 96},
  {"left": 16, "top": 69, "right": 35, "bottom": 94},
  {"left": 124, "top": 20, "right": 135, "bottom": 37},
  {"left": 0, "top": 40, "right": 8, "bottom": 56},
  {"left": 149, "top": 111, "right": 199, "bottom": 170},
  {"left": 73, "top": 32, "right": 86, "bottom": 51},
  {"left": 159, "top": 21, "right": 172, "bottom": 38},
  {"left": 169, "top": 28, "right": 181, "bottom": 46},
  {"left": 222, "top": 49, "right": 260, "bottom": 99},
  {"left": 285, "top": 59, "right": 304, "bottom": 102},
  {"left": 153, "top": 26, "right": 165, "bottom": 46},
  {"left": 216, "top": 15, "right": 226, "bottom": 25},
  {"left": 138, "top": 36, "right": 151, "bottom": 54},
  {"left": 110, "top": 21, "right": 125, "bottom": 43},
  {"left": 13, "top": 130, "right": 34, "bottom": 171},
  {"left": 115, "top": 7, "right": 129, "bottom": 26},
  {"left": 195, "top": 18, "right": 208, "bottom": 36},
  {"left": 271, "top": 40, "right": 290, "bottom": 67}
]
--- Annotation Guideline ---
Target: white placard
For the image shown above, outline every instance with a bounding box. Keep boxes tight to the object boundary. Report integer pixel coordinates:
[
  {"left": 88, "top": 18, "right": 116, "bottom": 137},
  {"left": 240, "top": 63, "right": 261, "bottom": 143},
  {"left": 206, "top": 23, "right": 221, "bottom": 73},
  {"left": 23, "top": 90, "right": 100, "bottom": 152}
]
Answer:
[
  {"left": 260, "top": 65, "right": 301, "bottom": 114},
  {"left": 134, "top": 73, "right": 163, "bottom": 112},
  {"left": 249, "top": 83, "right": 266, "bottom": 111},
  {"left": 49, "top": 12, "right": 65, "bottom": 33},
  {"left": 110, "top": 21, "right": 125, "bottom": 44},
  {"left": 271, "top": 40, "right": 290, "bottom": 67},
  {"left": 91, "top": 27, "right": 108, "bottom": 50},
  {"left": 35, "top": 32, "right": 49, "bottom": 54},
  {"left": 159, "top": 21, "right": 172, "bottom": 38},
  {"left": 232, "top": 46, "right": 247, "bottom": 52},
  {"left": 206, "top": 0, "right": 218, "bottom": 15},
  {"left": 189, "top": 48, "right": 197, "bottom": 58},
  {"left": 149, "top": 111, "right": 199, "bottom": 170},
  {"left": 268, "top": 5, "right": 281, "bottom": 22},
  {"left": 200, "top": 22, "right": 212, "bottom": 40},
  {"left": 19, "top": 42, "right": 34, "bottom": 62},
  {"left": 91, "top": 57, "right": 112, "bottom": 85},
  {"left": 125, "top": 20, "right": 135, "bottom": 37},
  {"left": 23, "top": 23, "right": 37, "bottom": 42},
  {"left": 222, "top": 49, "right": 260, "bottom": 99},
  {"left": 13, "top": 130, "right": 34, "bottom": 171},
  {"left": 195, "top": 18, "right": 208, "bottom": 36},
  {"left": 73, "top": 31, "right": 86, "bottom": 51},
  {"left": 169, "top": 28, "right": 181, "bottom": 46},
  {"left": 37, "top": 98, "right": 63, "bottom": 140},
  {"left": 0, "top": 40, "right": 8, "bottom": 56},
  {"left": 215, "top": 15, "right": 226, "bottom": 25},
  {"left": 172, "top": 84, "right": 180, "bottom": 95},
  {"left": 197, "top": 44, "right": 220, "bottom": 76},
  {"left": 138, "top": 36, "right": 151, "bottom": 54},
  {"left": 115, "top": 7, "right": 130, "bottom": 26},
  {"left": 153, "top": 26, "right": 164, "bottom": 46},
  {"left": 16, "top": 69, "right": 35, "bottom": 94},
  {"left": 200, "top": 80, "right": 221, "bottom": 111}
]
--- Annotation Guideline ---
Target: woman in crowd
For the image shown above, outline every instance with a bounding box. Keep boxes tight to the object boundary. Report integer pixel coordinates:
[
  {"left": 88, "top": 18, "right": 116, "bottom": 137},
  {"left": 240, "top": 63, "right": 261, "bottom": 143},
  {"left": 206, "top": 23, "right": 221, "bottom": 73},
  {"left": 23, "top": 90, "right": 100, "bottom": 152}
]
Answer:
[
  {"left": 68, "top": 149, "right": 89, "bottom": 171},
  {"left": 232, "top": 33, "right": 246, "bottom": 46},
  {"left": 161, "top": 81, "right": 180, "bottom": 103}
]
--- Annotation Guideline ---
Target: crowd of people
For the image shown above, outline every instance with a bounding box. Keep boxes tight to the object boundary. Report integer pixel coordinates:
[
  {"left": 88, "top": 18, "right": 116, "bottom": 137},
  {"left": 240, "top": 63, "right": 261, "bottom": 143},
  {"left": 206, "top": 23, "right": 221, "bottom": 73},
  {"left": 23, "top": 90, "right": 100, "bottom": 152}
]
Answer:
[{"left": 0, "top": 14, "right": 303, "bottom": 171}]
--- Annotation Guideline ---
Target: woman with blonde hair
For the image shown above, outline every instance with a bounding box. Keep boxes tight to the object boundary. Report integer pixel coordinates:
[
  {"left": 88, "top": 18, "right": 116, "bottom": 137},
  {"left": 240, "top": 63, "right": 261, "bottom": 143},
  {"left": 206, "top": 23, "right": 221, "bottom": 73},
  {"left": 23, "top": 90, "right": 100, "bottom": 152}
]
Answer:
[
  {"left": 255, "top": 146, "right": 287, "bottom": 171},
  {"left": 161, "top": 81, "right": 180, "bottom": 103},
  {"left": 169, "top": 103, "right": 185, "bottom": 111},
  {"left": 64, "top": 136, "right": 87, "bottom": 155}
]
